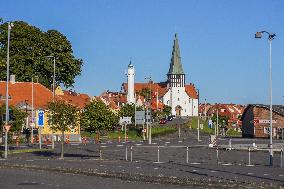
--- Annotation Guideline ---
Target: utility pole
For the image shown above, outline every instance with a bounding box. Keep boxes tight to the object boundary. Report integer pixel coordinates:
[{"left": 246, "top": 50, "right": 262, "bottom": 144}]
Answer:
[{"left": 4, "top": 22, "right": 14, "bottom": 159}]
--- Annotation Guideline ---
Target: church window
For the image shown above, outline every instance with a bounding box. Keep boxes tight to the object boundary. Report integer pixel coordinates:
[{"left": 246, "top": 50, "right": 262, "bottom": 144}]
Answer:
[
  {"left": 178, "top": 90, "right": 179, "bottom": 93},
  {"left": 178, "top": 98, "right": 179, "bottom": 101},
  {"left": 167, "top": 100, "right": 169, "bottom": 105},
  {"left": 185, "top": 109, "right": 186, "bottom": 112}
]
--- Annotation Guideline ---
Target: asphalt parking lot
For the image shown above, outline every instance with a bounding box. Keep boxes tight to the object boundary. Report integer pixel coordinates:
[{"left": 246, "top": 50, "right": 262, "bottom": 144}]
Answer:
[{"left": 1, "top": 130, "right": 284, "bottom": 188}]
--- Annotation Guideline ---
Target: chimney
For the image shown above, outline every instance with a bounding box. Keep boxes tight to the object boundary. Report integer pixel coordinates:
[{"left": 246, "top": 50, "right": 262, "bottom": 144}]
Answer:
[{"left": 10, "top": 75, "right": 15, "bottom": 84}]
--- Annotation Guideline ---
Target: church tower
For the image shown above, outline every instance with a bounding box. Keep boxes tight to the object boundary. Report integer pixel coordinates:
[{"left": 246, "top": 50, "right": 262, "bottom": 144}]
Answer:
[
  {"left": 163, "top": 33, "right": 191, "bottom": 116},
  {"left": 167, "top": 33, "right": 185, "bottom": 88},
  {"left": 126, "top": 60, "right": 135, "bottom": 104}
]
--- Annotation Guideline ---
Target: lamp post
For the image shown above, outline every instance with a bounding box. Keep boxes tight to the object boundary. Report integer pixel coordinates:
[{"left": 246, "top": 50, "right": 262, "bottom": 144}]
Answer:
[
  {"left": 197, "top": 89, "right": 200, "bottom": 142},
  {"left": 46, "top": 56, "right": 56, "bottom": 149},
  {"left": 4, "top": 22, "right": 14, "bottom": 159},
  {"left": 145, "top": 76, "right": 152, "bottom": 144},
  {"left": 255, "top": 31, "right": 276, "bottom": 166}
]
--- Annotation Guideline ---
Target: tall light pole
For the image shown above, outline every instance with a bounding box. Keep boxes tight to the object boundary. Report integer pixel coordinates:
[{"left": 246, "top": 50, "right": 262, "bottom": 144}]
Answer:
[
  {"left": 255, "top": 31, "right": 276, "bottom": 166},
  {"left": 46, "top": 56, "right": 56, "bottom": 149},
  {"left": 4, "top": 22, "right": 14, "bottom": 159},
  {"left": 197, "top": 89, "right": 200, "bottom": 142},
  {"left": 145, "top": 76, "right": 152, "bottom": 144}
]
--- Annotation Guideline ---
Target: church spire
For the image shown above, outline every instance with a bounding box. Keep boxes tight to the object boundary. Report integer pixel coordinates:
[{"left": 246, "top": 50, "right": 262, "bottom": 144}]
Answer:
[{"left": 168, "top": 33, "right": 184, "bottom": 75}]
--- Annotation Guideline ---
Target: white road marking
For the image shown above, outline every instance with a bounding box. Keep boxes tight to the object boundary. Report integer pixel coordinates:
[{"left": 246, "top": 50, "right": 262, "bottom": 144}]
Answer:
[
  {"left": 263, "top": 173, "right": 269, "bottom": 176},
  {"left": 136, "top": 167, "right": 141, "bottom": 169},
  {"left": 222, "top": 163, "right": 232, "bottom": 166},
  {"left": 210, "top": 170, "right": 217, "bottom": 173},
  {"left": 154, "top": 167, "right": 158, "bottom": 170},
  {"left": 190, "top": 162, "right": 201, "bottom": 165},
  {"left": 279, "top": 175, "right": 283, "bottom": 177},
  {"left": 248, "top": 173, "right": 254, "bottom": 175}
]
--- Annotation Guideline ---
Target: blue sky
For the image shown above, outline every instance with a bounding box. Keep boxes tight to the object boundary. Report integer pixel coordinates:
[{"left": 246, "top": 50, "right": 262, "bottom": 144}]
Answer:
[{"left": 1, "top": 0, "right": 284, "bottom": 105}]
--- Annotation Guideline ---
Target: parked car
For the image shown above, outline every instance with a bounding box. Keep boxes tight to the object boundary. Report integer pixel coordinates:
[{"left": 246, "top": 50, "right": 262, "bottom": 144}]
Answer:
[
  {"left": 159, "top": 118, "right": 167, "bottom": 124},
  {"left": 167, "top": 115, "right": 175, "bottom": 121}
]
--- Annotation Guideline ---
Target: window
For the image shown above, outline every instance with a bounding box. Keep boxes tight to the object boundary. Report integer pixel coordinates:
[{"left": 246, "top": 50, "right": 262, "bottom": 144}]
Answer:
[
  {"left": 178, "top": 90, "right": 179, "bottom": 93},
  {"left": 185, "top": 109, "right": 186, "bottom": 112},
  {"left": 178, "top": 98, "right": 179, "bottom": 101},
  {"left": 167, "top": 100, "right": 169, "bottom": 105}
]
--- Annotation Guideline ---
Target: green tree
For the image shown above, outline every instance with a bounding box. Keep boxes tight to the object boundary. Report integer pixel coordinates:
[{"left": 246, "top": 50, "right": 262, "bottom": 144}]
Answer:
[
  {"left": 81, "top": 100, "right": 118, "bottom": 137},
  {"left": 139, "top": 88, "right": 151, "bottom": 101},
  {"left": 0, "top": 21, "right": 83, "bottom": 88},
  {"left": 212, "top": 114, "right": 229, "bottom": 128},
  {"left": 163, "top": 105, "right": 172, "bottom": 116},
  {"left": 0, "top": 105, "right": 27, "bottom": 134},
  {"left": 47, "top": 100, "right": 79, "bottom": 159}
]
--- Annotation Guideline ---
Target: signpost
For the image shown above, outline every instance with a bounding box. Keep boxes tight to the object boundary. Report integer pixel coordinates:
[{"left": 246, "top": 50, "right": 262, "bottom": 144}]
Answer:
[
  {"left": 119, "top": 117, "right": 132, "bottom": 161},
  {"left": 38, "top": 110, "right": 44, "bottom": 149}
]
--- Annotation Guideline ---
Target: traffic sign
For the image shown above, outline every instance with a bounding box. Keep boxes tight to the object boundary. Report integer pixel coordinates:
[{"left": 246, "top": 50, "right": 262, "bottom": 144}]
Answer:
[
  {"left": 135, "top": 110, "right": 145, "bottom": 125},
  {"left": 251, "top": 119, "right": 277, "bottom": 124},
  {"left": 208, "top": 119, "right": 213, "bottom": 128},
  {"left": 119, "top": 117, "right": 132, "bottom": 125},
  {"left": 38, "top": 110, "right": 45, "bottom": 127}
]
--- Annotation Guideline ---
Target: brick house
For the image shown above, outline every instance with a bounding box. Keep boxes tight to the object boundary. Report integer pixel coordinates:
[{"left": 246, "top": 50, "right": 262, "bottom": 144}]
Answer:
[{"left": 241, "top": 104, "right": 284, "bottom": 138}]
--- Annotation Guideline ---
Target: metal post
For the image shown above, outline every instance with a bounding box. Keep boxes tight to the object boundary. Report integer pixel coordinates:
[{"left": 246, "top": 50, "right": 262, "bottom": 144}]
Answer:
[
  {"left": 269, "top": 39, "right": 273, "bottom": 166},
  {"left": 124, "top": 123, "right": 127, "bottom": 143},
  {"left": 146, "top": 122, "right": 149, "bottom": 140},
  {"left": 216, "top": 109, "right": 219, "bottom": 136},
  {"left": 130, "top": 146, "right": 133, "bottom": 162},
  {"left": 39, "top": 127, "right": 42, "bottom": 149},
  {"left": 229, "top": 138, "right": 232, "bottom": 150},
  {"left": 31, "top": 77, "right": 34, "bottom": 144},
  {"left": 157, "top": 146, "right": 160, "bottom": 162},
  {"left": 125, "top": 145, "right": 128, "bottom": 161},
  {"left": 149, "top": 123, "right": 152, "bottom": 144},
  {"left": 216, "top": 147, "right": 219, "bottom": 164},
  {"left": 51, "top": 57, "right": 55, "bottom": 150},
  {"left": 4, "top": 23, "right": 13, "bottom": 159},
  {"left": 186, "top": 147, "right": 189, "bottom": 163},
  {"left": 99, "top": 146, "right": 102, "bottom": 160},
  {"left": 281, "top": 148, "right": 283, "bottom": 168},
  {"left": 248, "top": 147, "right": 251, "bottom": 166},
  {"left": 178, "top": 125, "right": 181, "bottom": 138},
  {"left": 197, "top": 118, "right": 200, "bottom": 142}
]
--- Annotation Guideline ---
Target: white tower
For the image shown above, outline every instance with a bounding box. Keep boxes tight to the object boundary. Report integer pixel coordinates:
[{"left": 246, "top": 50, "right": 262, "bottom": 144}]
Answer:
[{"left": 127, "top": 61, "right": 135, "bottom": 104}]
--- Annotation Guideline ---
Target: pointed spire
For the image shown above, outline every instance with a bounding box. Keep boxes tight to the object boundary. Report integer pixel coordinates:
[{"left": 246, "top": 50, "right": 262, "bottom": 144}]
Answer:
[
  {"left": 168, "top": 33, "right": 184, "bottom": 75},
  {"left": 128, "top": 57, "right": 133, "bottom": 68}
]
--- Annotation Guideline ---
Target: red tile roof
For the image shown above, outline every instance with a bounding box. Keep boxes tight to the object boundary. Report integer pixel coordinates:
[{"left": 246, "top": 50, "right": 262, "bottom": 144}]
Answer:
[
  {"left": 58, "top": 90, "right": 91, "bottom": 109},
  {"left": 0, "top": 82, "right": 90, "bottom": 109},
  {"left": 122, "top": 82, "right": 198, "bottom": 99},
  {"left": 0, "top": 81, "right": 54, "bottom": 109}
]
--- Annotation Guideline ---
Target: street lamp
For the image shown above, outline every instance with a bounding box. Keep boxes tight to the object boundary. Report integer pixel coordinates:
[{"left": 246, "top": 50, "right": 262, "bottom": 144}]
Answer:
[
  {"left": 46, "top": 55, "right": 56, "bottom": 149},
  {"left": 145, "top": 76, "right": 152, "bottom": 144},
  {"left": 4, "top": 22, "right": 14, "bottom": 159},
  {"left": 255, "top": 30, "right": 276, "bottom": 166}
]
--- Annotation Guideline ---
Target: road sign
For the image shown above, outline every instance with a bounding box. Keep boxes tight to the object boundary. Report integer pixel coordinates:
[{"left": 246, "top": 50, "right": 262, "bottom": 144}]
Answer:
[
  {"left": 208, "top": 119, "right": 213, "bottom": 128},
  {"left": 259, "top": 119, "right": 277, "bottom": 124},
  {"left": 145, "top": 110, "right": 152, "bottom": 123},
  {"left": 119, "top": 117, "right": 132, "bottom": 125},
  {"left": 4, "top": 125, "right": 11, "bottom": 132},
  {"left": 135, "top": 110, "right": 145, "bottom": 125},
  {"left": 38, "top": 110, "right": 45, "bottom": 127},
  {"left": 252, "top": 119, "right": 277, "bottom": 124}
]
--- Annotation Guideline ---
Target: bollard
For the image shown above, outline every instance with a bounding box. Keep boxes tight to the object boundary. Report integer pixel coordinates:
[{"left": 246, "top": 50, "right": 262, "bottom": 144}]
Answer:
[
  {"left": 186, "top": 147, "right": 189, "bottom": 164},
  {"left": 130, "top": 146, "right": 133, "bottom": 162},
  {"left": 99, "top": 147, "right": 102, "bottom": 160},
  {"left": 248, "top": 147, "right": 251, "bottom": 166},
  {"left": 281, "top": 148, "right": 283, "bottom": 168},
  {"left": 157, "top": 146, "right": 160, "bottom": 162},
  {"left": 216, "top": 147, "right": 219, "bottom": 164},
  {"left": 125, "top": 145, "right": 128, "bottom": 161},
  {"left": 229, "top": 138, "right": 232, "bottom": 150}
]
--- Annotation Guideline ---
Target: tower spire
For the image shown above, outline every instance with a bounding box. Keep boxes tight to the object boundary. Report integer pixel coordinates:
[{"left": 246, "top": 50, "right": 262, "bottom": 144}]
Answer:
[{"left": 168, "top": 33, "right": 184, "bottom": 75}]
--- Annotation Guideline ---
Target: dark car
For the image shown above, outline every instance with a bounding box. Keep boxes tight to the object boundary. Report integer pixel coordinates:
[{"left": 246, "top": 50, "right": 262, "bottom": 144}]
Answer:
[
  {"left": 167, "top": 115, "right": 175, "bottom": 121},
  {"left": 159, "top": 118, "right": 167, "bottom": 124}
]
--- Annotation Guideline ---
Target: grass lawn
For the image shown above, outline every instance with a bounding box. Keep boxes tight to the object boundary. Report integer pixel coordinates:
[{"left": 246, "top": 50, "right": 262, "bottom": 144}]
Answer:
[{"left": 81, "top": 126, "right": 178, "bottom": 141}]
